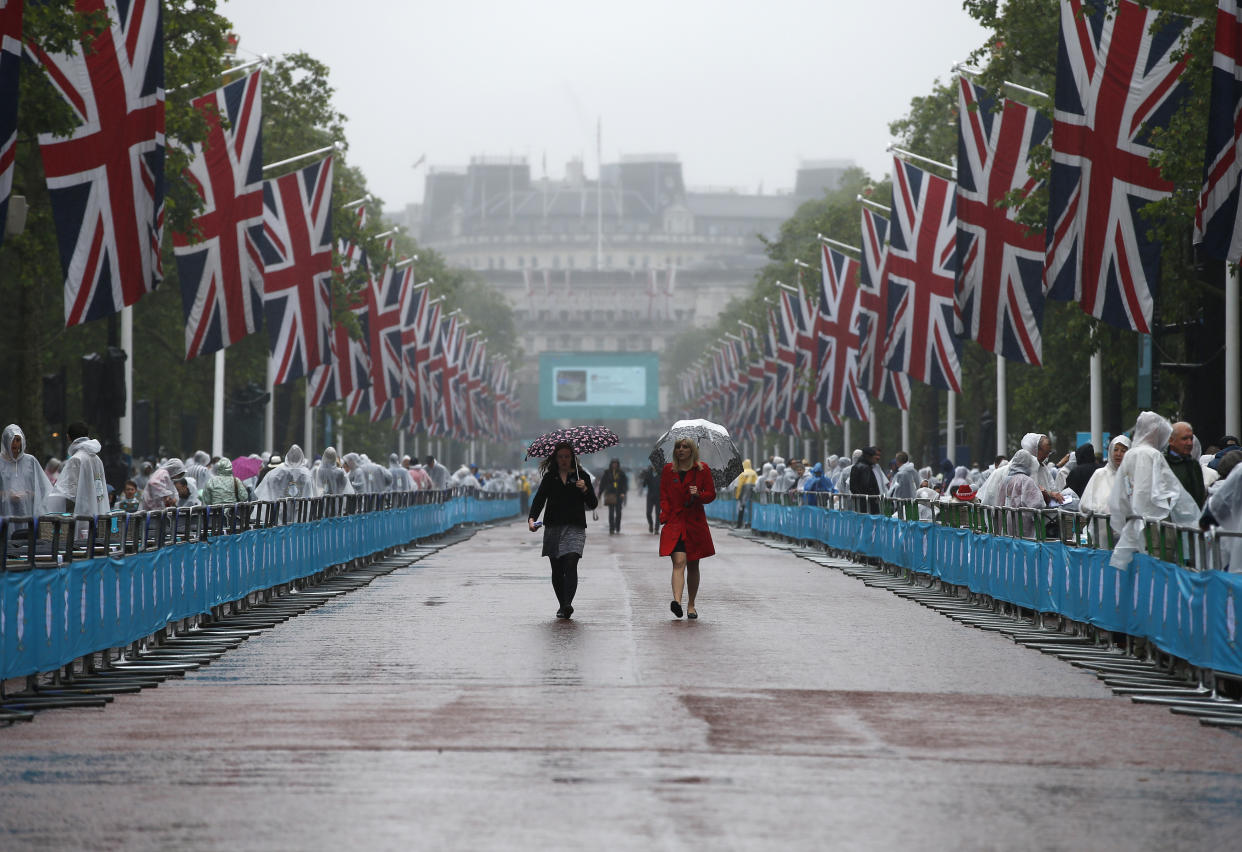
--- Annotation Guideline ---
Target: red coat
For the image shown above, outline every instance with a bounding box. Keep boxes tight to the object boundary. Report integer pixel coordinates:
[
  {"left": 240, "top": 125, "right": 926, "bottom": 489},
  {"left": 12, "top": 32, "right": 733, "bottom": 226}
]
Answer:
[{"left": 658, "top": 463, "right": 716, "bottom": 560}]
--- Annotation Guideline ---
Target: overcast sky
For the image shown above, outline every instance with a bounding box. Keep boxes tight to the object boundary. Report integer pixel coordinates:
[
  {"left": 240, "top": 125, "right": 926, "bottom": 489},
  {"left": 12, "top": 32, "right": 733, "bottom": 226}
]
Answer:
[{"left": 223, "top": 0, "right": 991, "bottom": 211}]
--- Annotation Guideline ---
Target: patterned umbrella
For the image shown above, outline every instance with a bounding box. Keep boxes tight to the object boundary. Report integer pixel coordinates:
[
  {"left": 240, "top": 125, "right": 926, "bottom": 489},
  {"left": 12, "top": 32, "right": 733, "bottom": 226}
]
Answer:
[
  {"left": 649, "top": 419, "right": 743, "bottom": 490},
  {"left": 525, "top": 425, "right": 620, "bottom": 459}
]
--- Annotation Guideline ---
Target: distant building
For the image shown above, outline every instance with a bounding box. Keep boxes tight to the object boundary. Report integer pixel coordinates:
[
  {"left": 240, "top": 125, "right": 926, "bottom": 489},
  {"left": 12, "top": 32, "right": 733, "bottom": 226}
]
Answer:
[{"left": 399, "top": 154, "right": 855, "bottom": 443}]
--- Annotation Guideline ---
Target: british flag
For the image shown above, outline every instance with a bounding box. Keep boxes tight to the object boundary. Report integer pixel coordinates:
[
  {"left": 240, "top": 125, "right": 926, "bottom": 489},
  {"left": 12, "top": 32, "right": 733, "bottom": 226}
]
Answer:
[
  {"left": 1045, "top": 0, "right": 1192, "bottom": 333},
  {"left": 774, "top": 296, "right": 800, "bottom": 433},
  {"left": 1196, "top": 1, "right": 1242, "bottom": 262},
  {"left": 417, "top": 300, "right": 443, "bottom": 433},
  {"left": 365, "top": 262, "right": 408, "bottom": 424},
  {"left": 955, "top": 76, "right": 1050, "bottom": 365},
  {"left": 0, "top": 0, "right": 21, "bottom": 250},
  {"left": 174, "top": 70, "right": 264, "bottom": 359},
  {"left": 397, "top": 281, "right": 429, "bottom": 433},
  {"left": 446, "top": 322, "right": 469, "bottom": 438},
  {"left": 762, "top": 311, "right": 782, "bottom": 433},
  {"left": 858, "top": 208, "right": 910, "bottom": 410},
  {"left": 307, "top": 296, "right": 371, "bottom": 406},
  {"left": 259, "top": 156, "right": 334, "bottom": 384},
  {"left": 426, "top": 314, "right": 455, "bottom": 437},
  {"left": 817, "top": 244, "right": 869, "bottom": 423},
  {"left": 883, "top": 157, "right": 962, "bottom": 393},
  {"left": 30, "top": 0, "right": 164, "bottom": 327},
  {"left": 740, "top": 327, "right": 764, "bottom": 440}
]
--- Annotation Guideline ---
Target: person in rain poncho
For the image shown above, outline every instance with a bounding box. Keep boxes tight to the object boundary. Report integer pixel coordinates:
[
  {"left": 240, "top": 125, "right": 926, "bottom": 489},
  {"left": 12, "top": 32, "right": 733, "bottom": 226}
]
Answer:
[
  {"left": 1201, "top": 456, "right": 1242, "bottom": 570},
  {"left": 185, "top": 451, "right": 212, "bottom": 493},
  {"left": 801, "top": 462, "right": 834, "bottom": 505},
  {"left": 948, "top": 466, "right": 970, "bottom": 493},
  {"left": 997, "top": 449, "right": 1045, "bottom": 537},
  {"left": 314, "top": 447, "right": 354, "bottom": 496},
  {"left": 835, "top": 452, "right": 860, "bottom": 495},
  {"left": 451, "top": 465, "right": 480, "bottom": 489},
  {"left": 141, "top": 469, "right": 178, "bottom": 511},
  {"left": 409, "top": 464, "right": 432, "bottom": 491},
  {"left": 344, "top": 453, "right": 391, "bottom": 493},
  {"left": 388, "top": 454, "right": 413, "bottom": 492},
  {"left": 755, "top": 462, "right": 776, "bottom": 494},
  {"left": 132, "top": 460, "right": 152, "bottom": 493},
  {"left": 43, "top": 457, "right": 61, "bottom": 485},
  {"left": 1109, "top": 412, "right": 1200, "bottom": 570},
  {"left": 888, "top": 453, "right": 919, "bottom": 499},
  {"left": 201, "top": 458, "right": 250, "bottom": 505},
  {"left": 254, "top": 445, "right": 317, "bottom": 501},
  {"left": 732, "top": 459, "right": 758, "bottom": 528},
  {"left": 423, "top": 455, "right": 449, "bottom": 490},
  {"left": 0, "top": 424, "right": 53, "bottom": 522},
  {"left": 1078, "top": 435, "right": 1130, "bottom": 515},
  {"left": 174, "top": 476, "right": 202, "bottom": 508},
  {"left": 48, "top": 423, "right": 110, "bottom": 517}
]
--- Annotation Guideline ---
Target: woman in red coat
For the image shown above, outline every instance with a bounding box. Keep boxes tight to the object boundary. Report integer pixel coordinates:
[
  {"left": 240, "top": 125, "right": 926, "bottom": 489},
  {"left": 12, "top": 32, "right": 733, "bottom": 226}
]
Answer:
[{"left": 659, "top": 437, "right": 716, "bottom": 619}]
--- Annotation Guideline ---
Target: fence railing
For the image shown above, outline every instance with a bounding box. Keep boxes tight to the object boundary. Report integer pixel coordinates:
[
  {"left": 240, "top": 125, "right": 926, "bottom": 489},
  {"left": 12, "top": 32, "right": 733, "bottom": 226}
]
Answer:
[
  {"left": 1, "top": 490, "right": 519, "bottom": 682},
  {"left": 737, "top": 490, "right": 1238, "bottom": 574},
  {"left": 708, "top": 495, "right": 1242, "bottom": 678}
]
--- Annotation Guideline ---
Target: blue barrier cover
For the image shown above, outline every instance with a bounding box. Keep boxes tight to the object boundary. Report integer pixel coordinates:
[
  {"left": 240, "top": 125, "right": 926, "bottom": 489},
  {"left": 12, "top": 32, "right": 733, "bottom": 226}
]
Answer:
[
  {"left": 0, "top": 496, "right": 518, "bottom": 681},
  {"left": 720, "top": 498, "right": 1242, "bottom": 678}
]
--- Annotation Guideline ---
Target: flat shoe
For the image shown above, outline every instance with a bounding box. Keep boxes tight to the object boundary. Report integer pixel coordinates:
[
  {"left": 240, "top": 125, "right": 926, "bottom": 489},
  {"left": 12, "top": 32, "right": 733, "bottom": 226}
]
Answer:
[
  {"left": 670, "top": 600, "right": 683, "bottom": 618},
  {"left": 556, "top": 608, "right": 570, "bottom": 619},
  {"left": 687, "top": 610, "right": 698, "bottom": 620}
]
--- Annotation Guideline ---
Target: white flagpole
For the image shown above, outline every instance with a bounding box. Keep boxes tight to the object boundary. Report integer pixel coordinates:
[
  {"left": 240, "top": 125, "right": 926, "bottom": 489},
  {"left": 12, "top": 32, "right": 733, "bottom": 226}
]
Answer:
[
  {"left": 868, "top": 416, "right": 877, "bottom": 448},
  {"left": 843, "top": 419, "right": 852, "bottom": 457},
  {"left": 900, "top": 409, "right": 910, "bottom": 454},
  {"left": 946, "top": 390, "right": 957, "bottom": 464},
  {"left": 1228, "top": 266, "right": 1240, "bottom": 438},
  {"left": 996, "top": 355, "right": 1007, "bottom": 455},
  {"left": 398, "top": 431, "right": 405, "bottom": 460},
  {"left": 120, "top": 306, "right": 134, "bottom": 450},
  {"left": 264, "top": 357, "right": 275, "bottom": 454},
  {"left": 212, "top": 349, "right": 225, "bottom": 457},
  {"left": 1089, "top": 351, "right": 1103, "bottom": 457},
  {"left": 303, "top": 380, "right": 313, "bottom": 460}
]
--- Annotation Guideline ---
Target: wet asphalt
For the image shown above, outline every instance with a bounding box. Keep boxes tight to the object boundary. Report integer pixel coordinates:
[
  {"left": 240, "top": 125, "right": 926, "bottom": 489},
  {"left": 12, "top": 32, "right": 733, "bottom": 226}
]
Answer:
[{"left": 2, "top": 515, "right": 1241, "bottom": 850}]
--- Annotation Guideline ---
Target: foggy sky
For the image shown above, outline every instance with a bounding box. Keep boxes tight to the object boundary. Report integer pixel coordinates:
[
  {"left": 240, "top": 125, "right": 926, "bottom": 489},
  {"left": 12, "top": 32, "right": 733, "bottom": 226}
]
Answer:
[{"left": 223, "top": 0, "right": 990, "bottom": 211}]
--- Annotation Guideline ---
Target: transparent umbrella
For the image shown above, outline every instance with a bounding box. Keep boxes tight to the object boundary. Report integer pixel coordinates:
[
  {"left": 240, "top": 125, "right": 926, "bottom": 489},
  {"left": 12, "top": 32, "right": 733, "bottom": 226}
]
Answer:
[{"left": 649, "top": 419, "right": 743, "bottom": 490}]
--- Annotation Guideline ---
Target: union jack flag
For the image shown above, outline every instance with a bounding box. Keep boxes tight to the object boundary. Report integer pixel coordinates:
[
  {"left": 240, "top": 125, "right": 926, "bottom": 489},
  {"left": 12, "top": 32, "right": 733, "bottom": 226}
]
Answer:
[
  {"left": 883, "top": 157, "right": 962, "bottom": 393},
  {"left": 174, "top": 70, "right": 264, "bottom": 359},
  {"left": 365, "top": 262, "right": 408, "bottom": 424},
  {"left": 774, "top": 296, "right": 799, "bottom": 433},
  {"left": 307, "top": 296, "right": 371, "bottom": 406},
  {"left": 445, "top": 321, "right": 469, "bottom": 437},
  {"left": 417, "top": 300, "right": 443, "bottom": 433},
  {"left": 1196, "top": 1, "right": 1242, "bottom": 262},
  {"left": 0, "top": 0, "right": 20, "bottom": 250},
  {"left": 762, "top": 311, "right": 782, "bottom": 433},
  {"left": 1045, "top": 0, "right": 1192, "bottom": 333},
  {"left": 739, "top": 326, "right": 764, "bottom": 440},
  {"left": 29, "top": 0, "right": 165, "bottom": 327},
  {"left": 955, "top": 76, "right": 1050, "bottom": 365},
  {"left": 858, "top": 208, "right": 910, "bottom": 410},
  {"left": 426, "top": 315, "right": 455, "bottom": 436},
  {"left": 397, "top": 280, "right": 429, "bottom": 433},
  {"left": 259, "top": 156, "right": 334, "bottom": 384},
  {"left": 817, "top": 244, "right": 869, "bottom": 423}
]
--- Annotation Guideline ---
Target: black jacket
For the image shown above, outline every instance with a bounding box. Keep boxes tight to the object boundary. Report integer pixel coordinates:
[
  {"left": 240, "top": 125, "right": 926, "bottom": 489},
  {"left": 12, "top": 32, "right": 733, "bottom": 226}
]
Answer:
[
  {"left": 529, "top": 469, "right": 599, "bottom": 528},
  {"left": 598, "top": 468, "right": 628, "bottom": 497},
  {"left": 849, "top": 462, "right": 880, "bottom": 496},
  {"left": 1166, "top": 450, "right": 1206, "bottom": 507},
  {"left": 1065, "top": 443, "right": 1099, "bottom": 497}
]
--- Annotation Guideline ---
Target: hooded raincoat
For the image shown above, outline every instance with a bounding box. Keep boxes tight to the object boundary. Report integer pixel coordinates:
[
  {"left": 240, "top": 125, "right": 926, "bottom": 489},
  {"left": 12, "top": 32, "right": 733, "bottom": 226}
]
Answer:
[
  {"left": 1079, "top": 435, "right": 1130, "bottom": 515},
  {"left": 141, "top": 469, "right": 178, "bottom": 511},
  {"left": 254, "top": 445, "right": 317, "bottom": 501},
  {"left": 49, "top": 436, "right": 110, "bottom": 516},
  {"left": 888, "top": 462, "right": 919, "bottom": 499},
  {"left": 1204, "top": 467, "right": 1242, "bottom": 571},
  {"left": 1109, "top": 412, "right": 1200, "bottom": 569},
  {"left": 314, "top": 447, "right": 354, "bottom": 496},
  {"left": 202, "top": 458, "right": 250, "bottom": 505},
  {"left": 0, "top": 425, "right": 53, "bottom": 519},
  {"left": 185, "top": 451, "right": 212, "bottom": 493},
  {"left": 388, "top": 454, "right": 413, "bottom": 492}
]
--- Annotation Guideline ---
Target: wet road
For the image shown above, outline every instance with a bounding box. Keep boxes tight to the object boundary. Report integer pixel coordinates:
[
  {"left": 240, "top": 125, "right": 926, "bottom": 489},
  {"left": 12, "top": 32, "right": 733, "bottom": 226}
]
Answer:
[{"left": 3, "top": 516, "right": 1242, "bottom": 850}]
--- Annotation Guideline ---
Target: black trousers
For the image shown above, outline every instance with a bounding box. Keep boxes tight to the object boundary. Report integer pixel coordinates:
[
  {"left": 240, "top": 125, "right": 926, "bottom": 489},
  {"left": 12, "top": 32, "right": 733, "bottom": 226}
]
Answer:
[
  {"left": 549, "top": 553, "right": 579, "bottom": 608},
  {"left": 646, "top": 498, "right": 659, "bottom": 532},
  {"left": 607, "top": 501, "right": 622, "bottom": 532}
]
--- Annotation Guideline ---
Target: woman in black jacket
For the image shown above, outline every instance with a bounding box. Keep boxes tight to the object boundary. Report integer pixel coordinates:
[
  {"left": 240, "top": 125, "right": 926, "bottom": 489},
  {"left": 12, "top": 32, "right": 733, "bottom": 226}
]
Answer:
[
  {"left": 597, "top": 458, "right": 628, "bottom": 534},
  {"left": 528, "top": 442, "right": 599, "bottom": 619}
]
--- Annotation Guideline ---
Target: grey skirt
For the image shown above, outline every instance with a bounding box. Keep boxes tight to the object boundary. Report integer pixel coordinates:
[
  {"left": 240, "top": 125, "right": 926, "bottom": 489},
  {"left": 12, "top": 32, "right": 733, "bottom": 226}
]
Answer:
[{"left": 542, "top": 523, "right": 586, "bottom": 558}]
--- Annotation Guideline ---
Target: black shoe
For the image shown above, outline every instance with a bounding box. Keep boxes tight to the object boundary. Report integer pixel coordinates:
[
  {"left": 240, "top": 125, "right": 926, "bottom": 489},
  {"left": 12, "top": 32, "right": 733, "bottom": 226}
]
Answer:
[
  {"left": 565, "top": 604, "right": 574, "bottom": 617},
  {"left": 556, "top": 608, "right": 570, "bottom": 619},
  {"left": 670, "top": 600, "right": 683, "bottom": 618}
]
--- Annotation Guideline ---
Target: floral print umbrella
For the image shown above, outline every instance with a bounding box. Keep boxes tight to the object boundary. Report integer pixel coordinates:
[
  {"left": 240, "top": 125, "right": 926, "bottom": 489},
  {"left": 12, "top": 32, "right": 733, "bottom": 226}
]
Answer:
[{"left": 525, "top": 425, "right": 621, "bottom": 459}]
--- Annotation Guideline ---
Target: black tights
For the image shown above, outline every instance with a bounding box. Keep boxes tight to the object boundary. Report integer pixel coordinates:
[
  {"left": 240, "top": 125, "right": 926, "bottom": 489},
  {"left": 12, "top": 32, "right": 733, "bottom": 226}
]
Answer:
[{"left": 549, "top": 553, "right": 580, "bottom": 608}]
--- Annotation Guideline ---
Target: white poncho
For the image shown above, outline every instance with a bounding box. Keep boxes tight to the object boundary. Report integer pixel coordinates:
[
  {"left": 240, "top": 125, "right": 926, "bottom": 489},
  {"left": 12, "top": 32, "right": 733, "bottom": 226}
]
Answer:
[{"left": 1109, "top": 413, "right": 1199, "bottom": 569}]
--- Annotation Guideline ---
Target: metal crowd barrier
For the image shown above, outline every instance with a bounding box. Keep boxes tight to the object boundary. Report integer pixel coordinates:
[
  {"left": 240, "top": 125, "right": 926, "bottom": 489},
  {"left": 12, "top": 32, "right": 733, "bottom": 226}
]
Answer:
[
  {"left": 748, "top": 490, "right": 1238, "bottom": 573},
  {"left": 0, "top": 488, "right": 520, "bottom": 690}
]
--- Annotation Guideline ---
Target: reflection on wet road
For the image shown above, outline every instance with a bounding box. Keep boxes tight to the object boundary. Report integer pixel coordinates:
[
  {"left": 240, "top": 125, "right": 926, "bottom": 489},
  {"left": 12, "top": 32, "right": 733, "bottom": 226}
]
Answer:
[{"left": 2, "top": 519, "right": 1241, "bottom": 849}]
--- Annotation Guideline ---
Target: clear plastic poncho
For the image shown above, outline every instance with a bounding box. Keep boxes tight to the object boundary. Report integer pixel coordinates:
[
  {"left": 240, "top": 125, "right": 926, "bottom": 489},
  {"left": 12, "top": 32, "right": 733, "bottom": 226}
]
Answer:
[
  {"left": 1079, "top": 435, "right": 1131, "bottom": 515},
  {"left": 49, "top": 436, "right": 110, "bottom": 516},
  {"left": 1205, "top": 466, "right": 1242, "bottom": 571},
  {"left": 254, "top": 444, "right": 318, "bottom": 500},
  {"left": 185, "top": 451, "right": 212, "bottom": 492},
  {"left": 388, "top": 453, "right": 412, "bottom": 492},
  {"left": 141, "top": 469, "right": 178, "bottom": 511},
  {"left": 0, "top": 424, "right": 53, "bottom": 519},
  {"left": 1109, "top": 412, "right": 1200, "bottom": 569},
  {"left": 888, "top": 462, "right": 919, "bottom": 499},
  {"left": 314, "top": 447, "right": 355, "bottom": 496}
]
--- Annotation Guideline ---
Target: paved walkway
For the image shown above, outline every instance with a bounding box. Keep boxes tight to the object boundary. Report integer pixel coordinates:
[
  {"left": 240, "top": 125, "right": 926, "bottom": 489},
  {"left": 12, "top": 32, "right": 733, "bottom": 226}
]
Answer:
[{"left": 2, "top": 515, "right": 1241, "bottom": 850}]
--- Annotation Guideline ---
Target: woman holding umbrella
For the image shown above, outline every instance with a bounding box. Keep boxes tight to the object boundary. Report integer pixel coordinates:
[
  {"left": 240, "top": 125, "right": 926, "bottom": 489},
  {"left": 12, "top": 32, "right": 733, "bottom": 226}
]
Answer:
[
  {"left": 660, "top": 437, "right": 716, "bottom": 619},
  {"left": 528, "top": 441, "right": 599, "bottom": 619}
]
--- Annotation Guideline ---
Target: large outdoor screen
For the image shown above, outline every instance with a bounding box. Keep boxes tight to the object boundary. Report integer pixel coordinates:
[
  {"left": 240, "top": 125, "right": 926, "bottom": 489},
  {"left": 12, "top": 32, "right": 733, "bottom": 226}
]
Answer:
[{"left": 538, "top": 352, "right": 660, "bottom": 420}]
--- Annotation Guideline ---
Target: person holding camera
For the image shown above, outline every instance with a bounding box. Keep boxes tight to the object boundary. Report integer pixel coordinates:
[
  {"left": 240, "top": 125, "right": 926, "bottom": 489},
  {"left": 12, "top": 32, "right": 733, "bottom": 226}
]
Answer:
[
  {"left": 597, "top": 458, "right": 628, "bottom": 534},
  {"left": 528, "top": 441, "right": 599, "bottom": 619}
]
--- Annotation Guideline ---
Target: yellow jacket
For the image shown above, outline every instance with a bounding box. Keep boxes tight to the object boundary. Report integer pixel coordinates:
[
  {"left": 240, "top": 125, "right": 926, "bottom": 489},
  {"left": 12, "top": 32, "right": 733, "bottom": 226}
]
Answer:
[{"left": 734, "top": 459, "right": 758, "bottom": 498}]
